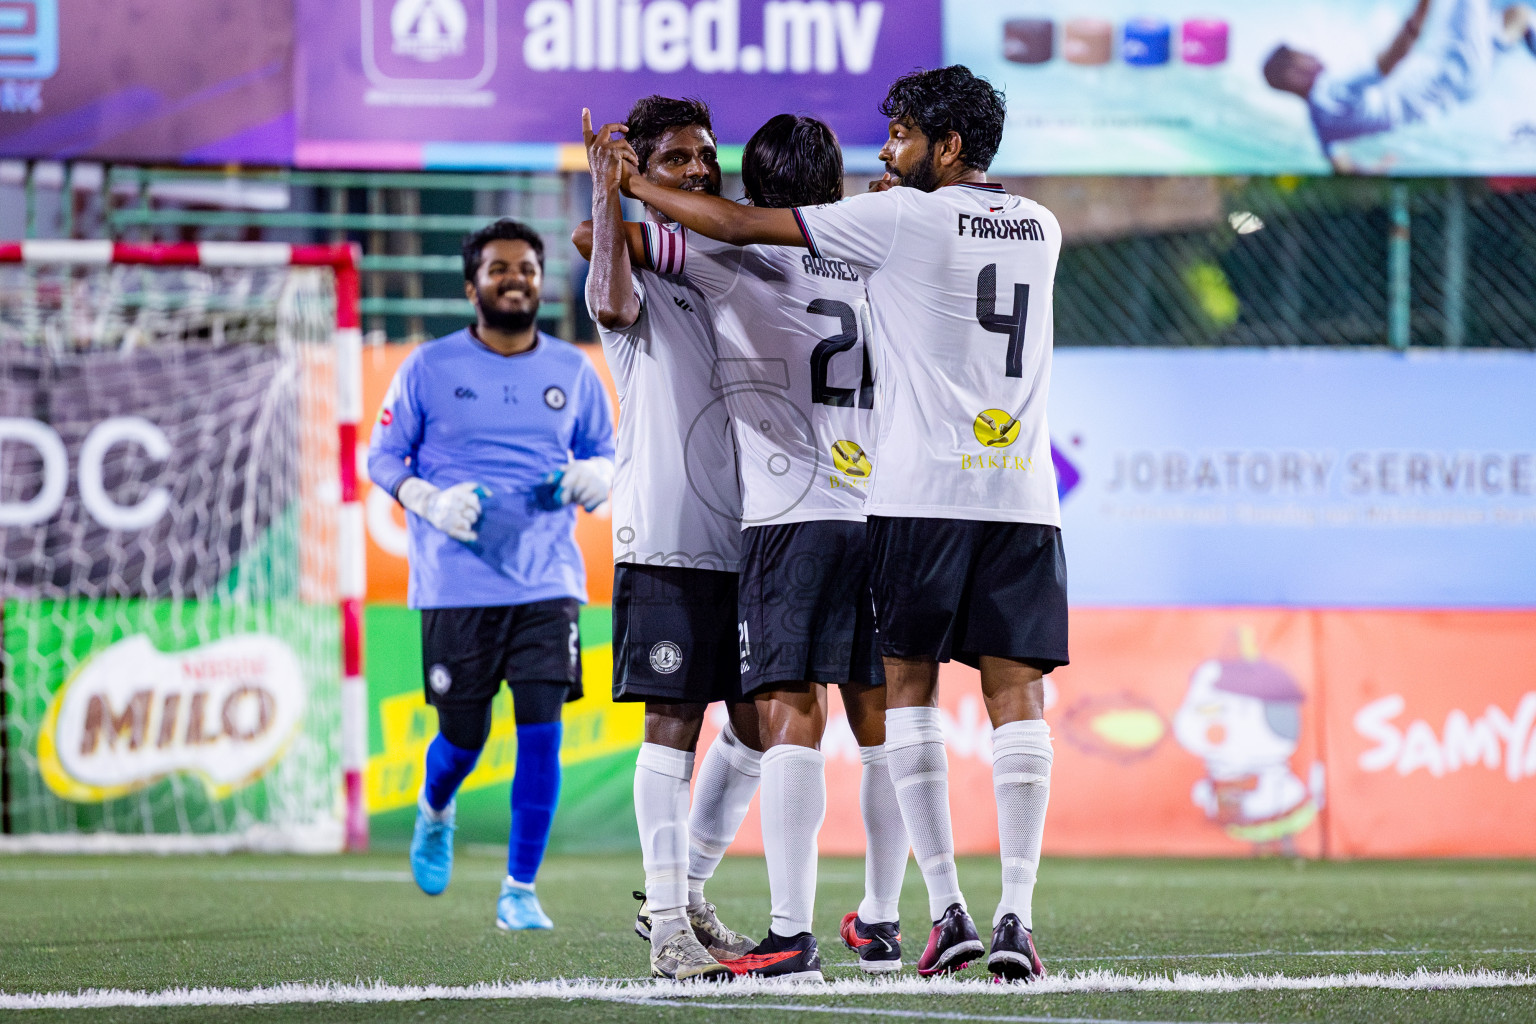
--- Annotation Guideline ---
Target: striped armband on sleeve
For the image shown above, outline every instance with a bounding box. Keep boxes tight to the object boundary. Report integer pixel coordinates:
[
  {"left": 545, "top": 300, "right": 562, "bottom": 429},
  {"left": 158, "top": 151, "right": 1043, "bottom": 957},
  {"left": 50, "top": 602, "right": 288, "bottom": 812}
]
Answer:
[
  {"left": 643, "top": 222, "right": 686, "bottom": 275},
  {"left": 792, "top": 208, "right": 822, "bottom": 259}
]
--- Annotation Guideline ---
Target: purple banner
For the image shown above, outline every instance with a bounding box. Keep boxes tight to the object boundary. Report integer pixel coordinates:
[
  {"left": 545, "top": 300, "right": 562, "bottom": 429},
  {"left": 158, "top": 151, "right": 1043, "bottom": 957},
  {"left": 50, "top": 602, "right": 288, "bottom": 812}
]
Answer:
[
  {"left": 297, "top": 0, "right": 940, "bottom": 163},
  {"left": 0, "top": 0, "right": 292, "bottom": 164}
]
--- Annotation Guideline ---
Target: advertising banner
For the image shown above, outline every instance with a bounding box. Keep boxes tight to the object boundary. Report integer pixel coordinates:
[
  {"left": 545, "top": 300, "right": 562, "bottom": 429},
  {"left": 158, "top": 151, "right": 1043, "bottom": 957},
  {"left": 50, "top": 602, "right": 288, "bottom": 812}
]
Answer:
[
  {"left": 295, "top": 0, "right": 940, "bottom": 168},
  {"left": 1049, "top": 349, "right": 1536, "bottom": 607},
  {"left": 716, "top": 609, "right": 1327, "bottom": 858},
  {"left": 1320, "top": 610, "right": 1536, "bottom": 858},
  {"left": 0, "top": 0, "right": 292, "bottom": 164},
  {"left": 947, "top": 0, "right": 1536, "bottom": 174},
  {"left": 713, "top": 607, "right": 1536, "bottom": 859},
  {"left": 0, "top": 340, "right": 340, "bottom": 848}
]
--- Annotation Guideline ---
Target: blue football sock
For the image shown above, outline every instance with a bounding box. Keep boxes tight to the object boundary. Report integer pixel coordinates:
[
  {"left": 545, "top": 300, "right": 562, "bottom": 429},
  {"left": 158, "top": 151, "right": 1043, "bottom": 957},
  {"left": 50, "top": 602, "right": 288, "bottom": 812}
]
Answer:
[
  {"left": 423, "top": 733, "right": 481, "bottom": 812},
  {"left": 508, "top": 721, "right": 563, "bottom": 883}
]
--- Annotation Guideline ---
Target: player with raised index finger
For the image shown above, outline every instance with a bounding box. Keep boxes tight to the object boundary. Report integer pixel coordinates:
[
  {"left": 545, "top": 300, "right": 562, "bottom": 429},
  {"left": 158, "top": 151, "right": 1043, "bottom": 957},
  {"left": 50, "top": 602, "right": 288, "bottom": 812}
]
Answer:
[
  {"left": 620, "top": 66, "right": 1067, "bottom": 983},
  {"left": 575, "top": 112, "right": 911, "bottom": 982},
  {"left": 583, "top": 97, "right": 768, "bottom": 984}
]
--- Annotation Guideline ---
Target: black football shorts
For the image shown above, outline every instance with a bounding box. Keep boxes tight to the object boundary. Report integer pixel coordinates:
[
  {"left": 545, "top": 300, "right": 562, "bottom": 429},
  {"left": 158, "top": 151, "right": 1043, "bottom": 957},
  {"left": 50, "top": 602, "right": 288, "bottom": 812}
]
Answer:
[{"left": 868, "top": 516, "right": 1068, "bottom": 671}]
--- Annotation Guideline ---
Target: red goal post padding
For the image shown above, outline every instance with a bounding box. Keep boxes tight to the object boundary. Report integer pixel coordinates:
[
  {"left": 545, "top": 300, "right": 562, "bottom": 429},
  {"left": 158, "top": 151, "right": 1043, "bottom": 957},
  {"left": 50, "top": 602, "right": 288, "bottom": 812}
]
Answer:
[{"left": 1, "top": 240, "right": 370, "bottom": 851}]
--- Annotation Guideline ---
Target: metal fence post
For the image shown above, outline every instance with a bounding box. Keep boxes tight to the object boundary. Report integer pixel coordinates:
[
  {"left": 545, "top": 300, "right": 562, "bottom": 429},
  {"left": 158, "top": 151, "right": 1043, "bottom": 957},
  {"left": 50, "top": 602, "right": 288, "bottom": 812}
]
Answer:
[
  {"left": 1444, "top": 178, "right": 1466, "bottom": 349},
  {"left": 1389, "top": 183, "right": 1411, "bottom": 351}
]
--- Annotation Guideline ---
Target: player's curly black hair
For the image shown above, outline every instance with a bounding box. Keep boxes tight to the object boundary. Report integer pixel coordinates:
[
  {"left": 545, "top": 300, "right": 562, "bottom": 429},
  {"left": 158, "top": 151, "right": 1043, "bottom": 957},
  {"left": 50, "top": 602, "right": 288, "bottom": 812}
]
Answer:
[
  {"left": 625, "top": 95, "right": 715, "bottom": 173},
  {"left": 878, "top": 65, "right": 1006, "bottom": 172},
  {"left": 741, "top": 114, "right": 844, "bottom": 209},
  {"left": 461, "top": 218, "right": 544, "bottom": 282}
]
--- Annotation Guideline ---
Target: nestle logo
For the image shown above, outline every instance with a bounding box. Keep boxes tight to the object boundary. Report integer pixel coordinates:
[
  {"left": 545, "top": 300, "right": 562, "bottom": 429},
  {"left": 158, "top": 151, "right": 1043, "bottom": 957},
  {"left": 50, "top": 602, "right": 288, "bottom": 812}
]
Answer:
[
  {"left": 522, "top": 1, "right": 887, "bottom": 75},
  {"left": 454, "top": 387, "right": 478, "bottom": 399}
]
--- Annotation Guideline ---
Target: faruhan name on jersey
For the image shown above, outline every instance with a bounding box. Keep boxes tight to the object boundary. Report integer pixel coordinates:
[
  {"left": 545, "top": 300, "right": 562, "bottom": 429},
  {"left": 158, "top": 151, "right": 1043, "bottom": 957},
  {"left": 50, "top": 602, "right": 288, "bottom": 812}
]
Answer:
[{"left": 956, "top": 214, "right": 1047, "bottom": 241}]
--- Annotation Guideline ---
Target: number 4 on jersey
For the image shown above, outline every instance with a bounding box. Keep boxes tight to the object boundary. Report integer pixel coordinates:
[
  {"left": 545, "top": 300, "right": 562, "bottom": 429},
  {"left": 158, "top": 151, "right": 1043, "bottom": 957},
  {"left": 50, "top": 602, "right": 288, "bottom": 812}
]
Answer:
[{"left": 976, "top": 264, "right": 1029, "bottom": 378}]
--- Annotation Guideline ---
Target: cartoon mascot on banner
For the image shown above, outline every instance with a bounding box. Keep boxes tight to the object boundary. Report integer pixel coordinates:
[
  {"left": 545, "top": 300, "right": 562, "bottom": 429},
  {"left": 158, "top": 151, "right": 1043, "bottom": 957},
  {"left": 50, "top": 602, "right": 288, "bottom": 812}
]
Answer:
[{"left": 1173, "top": 635, "right": 1323, "bottom": 853}]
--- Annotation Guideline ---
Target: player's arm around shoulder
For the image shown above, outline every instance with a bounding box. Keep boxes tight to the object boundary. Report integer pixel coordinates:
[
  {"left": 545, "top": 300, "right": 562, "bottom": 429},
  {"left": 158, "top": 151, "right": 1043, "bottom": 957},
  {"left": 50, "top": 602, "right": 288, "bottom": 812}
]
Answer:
[
  {"left": 571, "top": 220, "right": 650, "bottom": 272},
  {"left": 624, "top": 175, "right": 804, "bottom": 248}
]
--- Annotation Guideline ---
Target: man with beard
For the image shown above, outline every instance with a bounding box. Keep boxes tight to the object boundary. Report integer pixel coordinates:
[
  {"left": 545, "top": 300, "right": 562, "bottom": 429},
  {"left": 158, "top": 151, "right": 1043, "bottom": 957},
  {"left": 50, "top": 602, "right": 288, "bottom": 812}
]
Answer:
[
  {"left": 368, "top": 218, "right": 615, "bottom": 931},
  {"left": 577, "top": 112, "right": 908, "bottom": 982},
  {"left": 584, "top": 96, "right": 763, "bottom": 983},
  {"left": 616, "top": 66, "right": 1066, "bottom": 983}
]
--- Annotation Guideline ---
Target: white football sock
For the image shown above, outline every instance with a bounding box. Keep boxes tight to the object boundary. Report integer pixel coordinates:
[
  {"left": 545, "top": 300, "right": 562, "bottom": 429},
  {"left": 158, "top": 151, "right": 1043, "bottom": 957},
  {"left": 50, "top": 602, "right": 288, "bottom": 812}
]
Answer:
[
  {"left": 759, "top": 744, "right": 826, "bottom": 937},
  {"left": 857, "top": 744, "right": 910, "bottom": 925},
  {"left": 687, "top": 720, "right": 762, "bottom": 910},
  {"left": 634, "top": 742, "right": 695, "bottom": 945},
  {"left": 991, "top": 719, "right": 1053, "bottom": 929},
  {"left": 885, "top": 706, "right": 965, "bottom": 922}
]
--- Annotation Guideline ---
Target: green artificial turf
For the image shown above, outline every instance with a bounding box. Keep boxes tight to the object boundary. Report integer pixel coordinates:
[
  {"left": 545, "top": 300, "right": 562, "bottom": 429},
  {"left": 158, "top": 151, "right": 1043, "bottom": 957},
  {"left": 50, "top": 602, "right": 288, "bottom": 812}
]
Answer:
[{"left": 2, "top": 852, "right": 1534, "bottom": 1023}]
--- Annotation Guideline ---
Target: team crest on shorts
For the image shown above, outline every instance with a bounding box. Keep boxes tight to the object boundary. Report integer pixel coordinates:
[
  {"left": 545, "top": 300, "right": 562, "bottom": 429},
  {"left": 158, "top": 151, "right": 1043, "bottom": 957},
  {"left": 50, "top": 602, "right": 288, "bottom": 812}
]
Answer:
[
  {"left": 649, "top": 641, "right": 683, "bottom": 675},
  {"left": 428, "top": 663, "right": 452, "bottom": 694},
  {"left": 544, "top": 386, "right": 566, "bottom": 410}
]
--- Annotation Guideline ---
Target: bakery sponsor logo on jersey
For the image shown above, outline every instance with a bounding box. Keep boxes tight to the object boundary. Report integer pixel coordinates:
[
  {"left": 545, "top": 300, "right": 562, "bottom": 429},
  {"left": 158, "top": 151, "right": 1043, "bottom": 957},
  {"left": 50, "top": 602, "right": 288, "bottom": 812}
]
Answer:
[
  {"left": 543, "top": 385, "right": 567, "bottom": 410},
  {"left": 830, "top": 439, "right": 871, "bottom": 488},
  {"left": 957, "top": 214, "right": 1046, "bottom": 241},
  {"left": 523, "top": 1, "right": 888, "bottom": 76},
  {"left": 37, "top": 634, "right": 307, "bottom": 803},
  {"left": 649, "top": 641, "right": 684, "bottom": 675},
  {"left": 973, "top": 409, "right": 1021, "bottom": 448},
  {"left": 962, "top": 411, "right": 1036, "bottom": 472},
  {"left": 428, "top": 663, "right": 453, "bottom": 694},
  {"left": 801, "top": 255, "right": 859, "bottom": 282}
]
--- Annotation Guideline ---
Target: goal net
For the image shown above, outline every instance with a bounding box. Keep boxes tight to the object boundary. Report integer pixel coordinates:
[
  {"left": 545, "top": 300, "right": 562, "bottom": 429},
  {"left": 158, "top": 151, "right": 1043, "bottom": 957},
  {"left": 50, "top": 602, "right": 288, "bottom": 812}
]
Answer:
[{"left": 0, "top": 242, "right": 366, "bottom": 853}]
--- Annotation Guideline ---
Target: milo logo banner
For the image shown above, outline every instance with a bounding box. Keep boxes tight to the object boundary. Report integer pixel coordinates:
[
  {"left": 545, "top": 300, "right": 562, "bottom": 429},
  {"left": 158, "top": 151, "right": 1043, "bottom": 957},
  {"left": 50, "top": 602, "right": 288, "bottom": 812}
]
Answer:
[
  {"left": 0, "top": 342, "right": 341, "bottom": 850},
  {"left": 38, "top": 635, "right": 307, "bottom": 804}
]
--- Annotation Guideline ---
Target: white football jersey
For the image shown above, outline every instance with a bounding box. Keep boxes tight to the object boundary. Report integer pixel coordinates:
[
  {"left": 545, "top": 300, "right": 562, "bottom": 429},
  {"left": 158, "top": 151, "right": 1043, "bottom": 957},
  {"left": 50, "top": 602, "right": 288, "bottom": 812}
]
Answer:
[
  {"left": 591, "top": 268, "right": 742, "bottom": 571},
  {"left": 796, "top": 183, "right": 1063, "bottom": 525},
  {"left": 644, "top": 222, "right": 875, "bottom": 527}
]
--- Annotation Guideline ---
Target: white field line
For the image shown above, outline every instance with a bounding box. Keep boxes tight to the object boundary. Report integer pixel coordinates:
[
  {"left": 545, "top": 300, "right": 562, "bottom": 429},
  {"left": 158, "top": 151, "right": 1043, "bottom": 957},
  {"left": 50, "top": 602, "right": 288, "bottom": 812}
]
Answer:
[
  {"left": 3, "top": 969, "right": 1534, "bottom": 1012},
  {"left": 826, "top": 948, "right": 1536, "bottom": 969},
  {"left": 641, "top": 1000, "right": 1263, "bottom": 1024},
  {"left": 0, "top": 869, "right": 415, "bottom": 884}
]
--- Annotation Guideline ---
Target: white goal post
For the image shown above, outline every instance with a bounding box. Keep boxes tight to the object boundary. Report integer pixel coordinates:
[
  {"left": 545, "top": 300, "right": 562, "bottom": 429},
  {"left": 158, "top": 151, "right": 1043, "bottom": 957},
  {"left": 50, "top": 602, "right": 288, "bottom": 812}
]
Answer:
[{"left": 0, "top": 240, "right": 368, "bottom": 853}]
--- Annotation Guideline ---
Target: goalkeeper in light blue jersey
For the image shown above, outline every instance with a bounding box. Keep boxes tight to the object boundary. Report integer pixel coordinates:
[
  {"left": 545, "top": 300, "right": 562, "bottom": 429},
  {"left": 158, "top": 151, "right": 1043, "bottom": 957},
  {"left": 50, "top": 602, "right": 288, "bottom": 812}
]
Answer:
[{"left": 368, "top": 218, "right": 615, "bottom": 930}]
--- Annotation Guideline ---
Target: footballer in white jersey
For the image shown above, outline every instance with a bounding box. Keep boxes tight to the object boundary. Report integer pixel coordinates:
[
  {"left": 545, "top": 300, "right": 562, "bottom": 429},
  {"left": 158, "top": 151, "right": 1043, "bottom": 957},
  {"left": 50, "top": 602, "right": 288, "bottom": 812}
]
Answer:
[
  {"left": 584, "top": 113, "right": 905, "bottom": 980},
  {"left": 620, "top": 66, "right": 1064, "bottom": 986},
  {"left": 583, "top": 97, "right": 762, "bottom": 985}
]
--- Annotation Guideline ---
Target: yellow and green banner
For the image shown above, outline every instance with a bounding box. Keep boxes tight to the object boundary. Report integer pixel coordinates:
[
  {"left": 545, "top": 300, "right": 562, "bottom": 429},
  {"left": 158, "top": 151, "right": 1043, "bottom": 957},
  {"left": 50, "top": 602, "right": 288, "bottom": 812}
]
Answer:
[{"left": 362, "top": 604, "right": 642, "bottom": 852}]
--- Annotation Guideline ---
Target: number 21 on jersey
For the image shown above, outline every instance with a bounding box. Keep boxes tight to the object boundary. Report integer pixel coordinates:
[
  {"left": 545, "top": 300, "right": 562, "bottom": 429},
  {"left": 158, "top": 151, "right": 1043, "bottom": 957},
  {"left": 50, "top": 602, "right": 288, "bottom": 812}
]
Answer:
[{"left": 806, "top": 298, "right": 875, "bottom": 408}]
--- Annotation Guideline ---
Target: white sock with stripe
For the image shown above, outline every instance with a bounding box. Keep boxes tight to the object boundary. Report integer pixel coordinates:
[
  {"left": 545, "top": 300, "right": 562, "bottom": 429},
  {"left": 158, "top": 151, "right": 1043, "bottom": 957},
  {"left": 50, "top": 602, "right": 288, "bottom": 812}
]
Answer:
[
  {"left": 634, "top": 742, "right": 695, "bottom": 946},
  {"left": 884, "top": 706, "right": 966, "bottom": 922},
  {"left": 992, "top": 719, "right": 1053, "bottom": 929}
]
